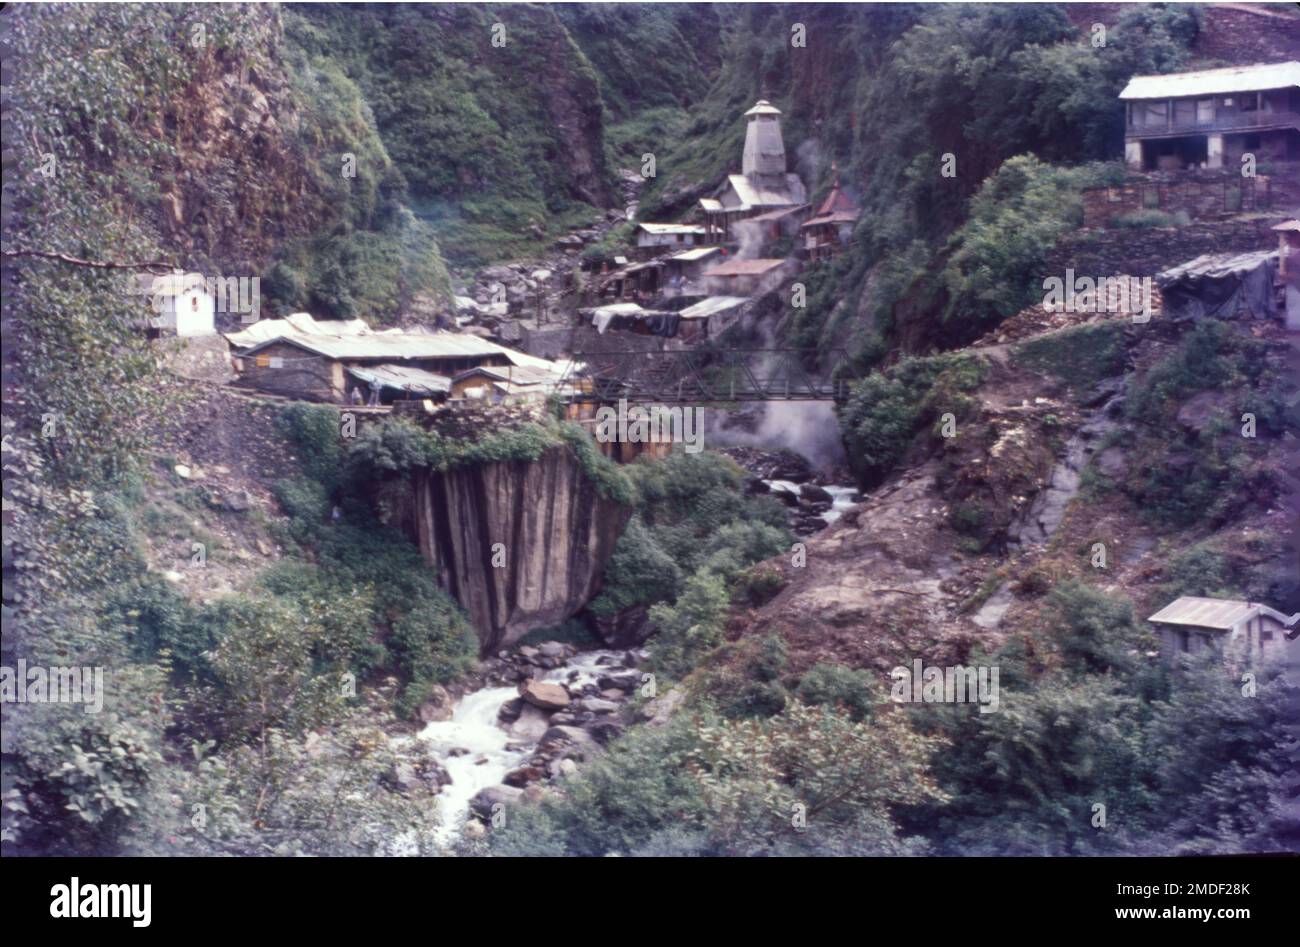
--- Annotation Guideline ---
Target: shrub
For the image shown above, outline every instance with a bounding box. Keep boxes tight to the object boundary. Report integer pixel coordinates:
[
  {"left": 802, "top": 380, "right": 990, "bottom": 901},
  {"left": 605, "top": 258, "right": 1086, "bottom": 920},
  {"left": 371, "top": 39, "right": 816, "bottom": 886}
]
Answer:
[
  {"left": 1014, "top": 321, "right": 1127, "bottom": 392},
  {"left": 103, "top": 574, "right": 205, "bottom": 678},
  {"left": 691, "top": 701, "right": 946, "bottom": 855},
  {"left": 795, "top": 663, "right": 880, "bottom": 721},
  {"left": 734, "top": 566, "right": 788, "bottom": 607},
  {"left": 587, "top": 517, "right": 682, "bottom": 617},
  {"left": 839, "top": 353, "right": 987, "bottom": 488},
  {"left": 703, "top": 635, "right": 791, "bottom": 719},
  {"left": 648, "top": 572, "right": 731, "bottom": 681},
  {"left": 2, "top": 665, "right": 171, "bottom": 856},
  {"left": 941, "top": 157, "right": 1116, "bottom": 337},
  {"left": 487, "top": 716, "right": 709, "bottom": 856},
  {"left": 277, "top": 404, "right": 345, "bottom": 488},
  {"left": 388, "top": 599, "right": 478, "bottom": 718},
  {"left": 1160, "top": 544, "right": 1230, "bottom": 600},
  {"left": 273, "top": 477, "right": 331, "bottom": 543},
  {"left": 1047, "top": 580, "right": 1148, "bottom": 676}
]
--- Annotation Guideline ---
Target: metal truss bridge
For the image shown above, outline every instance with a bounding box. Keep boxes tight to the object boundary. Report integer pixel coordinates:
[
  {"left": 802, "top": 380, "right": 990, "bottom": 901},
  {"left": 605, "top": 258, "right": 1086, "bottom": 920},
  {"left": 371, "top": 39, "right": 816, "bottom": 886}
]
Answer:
[{"left": 557, "top": 348, "right": 858, "bottom": 403}]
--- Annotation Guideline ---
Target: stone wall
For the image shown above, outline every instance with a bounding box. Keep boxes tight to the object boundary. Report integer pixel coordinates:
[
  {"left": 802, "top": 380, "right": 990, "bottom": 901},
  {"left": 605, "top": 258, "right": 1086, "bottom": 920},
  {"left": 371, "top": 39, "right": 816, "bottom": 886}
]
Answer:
[
  {"left": 236, "top": 341, "right": 338, "bottom": 401},
  {"left": 1081, "top": 167, "right": 1296, "bottom": 229},
  {"left": 1048, "top": 216, "right": 1283, "bottom": 279}
]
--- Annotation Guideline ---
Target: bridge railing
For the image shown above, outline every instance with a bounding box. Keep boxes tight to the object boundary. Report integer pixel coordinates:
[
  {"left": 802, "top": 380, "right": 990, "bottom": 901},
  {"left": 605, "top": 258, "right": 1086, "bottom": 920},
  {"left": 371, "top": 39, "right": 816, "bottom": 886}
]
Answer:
[{"left": 557, "top": 347, "right": 860, "bottom": 403}]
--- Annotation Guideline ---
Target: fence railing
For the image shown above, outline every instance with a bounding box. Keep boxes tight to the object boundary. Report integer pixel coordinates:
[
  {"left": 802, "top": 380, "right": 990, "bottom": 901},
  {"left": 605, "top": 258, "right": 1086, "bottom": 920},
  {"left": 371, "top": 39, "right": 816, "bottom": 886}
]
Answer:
[{"left": 1128, "top": 110, "right": 1300, "bottom": 137}]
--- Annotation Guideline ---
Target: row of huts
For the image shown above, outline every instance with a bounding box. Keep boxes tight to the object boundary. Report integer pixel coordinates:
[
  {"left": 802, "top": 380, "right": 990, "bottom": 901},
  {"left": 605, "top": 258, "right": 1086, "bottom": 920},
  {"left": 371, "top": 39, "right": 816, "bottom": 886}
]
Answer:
[{"left": 223, "top": 314, "right": 570, "bottom": 406}]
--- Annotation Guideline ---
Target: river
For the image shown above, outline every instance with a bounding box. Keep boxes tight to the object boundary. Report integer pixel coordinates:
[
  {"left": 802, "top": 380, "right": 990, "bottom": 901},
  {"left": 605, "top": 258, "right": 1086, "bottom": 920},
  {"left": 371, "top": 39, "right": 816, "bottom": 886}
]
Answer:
[{"left": 417, "top": 649, "right": 625, "bottom": 843}]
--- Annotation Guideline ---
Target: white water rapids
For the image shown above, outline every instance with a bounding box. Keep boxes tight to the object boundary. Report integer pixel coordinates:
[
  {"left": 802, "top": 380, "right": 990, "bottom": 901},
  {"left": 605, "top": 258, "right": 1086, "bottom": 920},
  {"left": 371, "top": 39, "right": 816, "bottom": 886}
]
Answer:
[
  {"left": 763, "top": 480, "right": 859, "bottom": 524},
  {"left": 417, "top": 650, "right": 625, "bottom": 843}
]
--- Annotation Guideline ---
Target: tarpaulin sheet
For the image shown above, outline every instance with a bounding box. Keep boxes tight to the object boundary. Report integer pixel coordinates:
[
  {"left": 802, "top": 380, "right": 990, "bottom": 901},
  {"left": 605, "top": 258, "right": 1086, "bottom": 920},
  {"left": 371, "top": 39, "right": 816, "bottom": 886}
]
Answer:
[{"left": 1156, "top": 250, "right": 1278, "bottom": 322}]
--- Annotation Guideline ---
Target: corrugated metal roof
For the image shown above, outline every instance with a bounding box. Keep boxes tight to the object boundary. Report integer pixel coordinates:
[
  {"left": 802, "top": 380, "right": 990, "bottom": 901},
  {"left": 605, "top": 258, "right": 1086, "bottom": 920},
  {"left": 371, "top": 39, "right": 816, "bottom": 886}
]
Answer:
[
  {"left": 234, "top": 324, "right": 563, "bottom": 375},
  {"left": 225, "top": 314, "right": 368, "bottom": 347},
  {"left": 588, "top": 302, "right": 651, "bottom": 316},
  {"left": 703, "top": 258, "right": 787, "bottom": 277},
  {"left": 670, "top": 247, "right": 723, "bottom": 262},
  {"left": 1119, "top": 61, "right": 1300, "bottom": 100},
  {"left": 453, "top": 364, "right": 560, "bottom": 386},
  {"left": 1156, "top": 249, "right": 1277, "bottom": 286},
  {"left": 347, "top": 364, "right": 450, "bottom": 395},
  {"left": 698, "top": 198, "right": 724, "bottom": 212},
  {"left": 725, "top": 174, "right": 806, "bottom": 210},
  {"left": 240, "top": 330, "right": 506, "bottom": 361},
  {"left": 1271, "top": 219, "right": 1300, "bottom": 232},
  {"left": 679, "top": 296, "right": 749, "bottom": 319},
  {"left": 637, "top": 222, "right": 707, "bottom": 235},
  {"left": 1148, "top": 596, "right": 1261, "bottom": 629},
  {"left": 745, "top": 204, "right": 809, "bottom": 224}
]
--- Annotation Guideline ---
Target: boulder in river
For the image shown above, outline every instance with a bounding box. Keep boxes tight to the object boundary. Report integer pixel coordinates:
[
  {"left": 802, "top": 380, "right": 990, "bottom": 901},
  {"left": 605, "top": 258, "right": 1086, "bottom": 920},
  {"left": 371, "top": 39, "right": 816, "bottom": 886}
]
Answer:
[
  {"left": 469, "top": 785, "right": 524, "bottom": 820},
  {"left": 497, "top": 696, "right": 524, "bottom": 723},
  {"left": 520, "top": 680, "right": 570, "bottom": 710},
  {"left": 503, "top": 765, "right": 545, "bottom": 787},
  {"left": 508, "top": 704, "right": 553, "bottom": 742},
  {"left": 597, "top": 671, "right": 643, "bottom": 692},
  {"left": 539, "top": 724, "right": 595, "bottom": 749},
  {"left": 800, "top": 483, "right": 834, "bottom": 504},
  {"left": 416, "top": 684, "right": 454, "bottom": 723}
]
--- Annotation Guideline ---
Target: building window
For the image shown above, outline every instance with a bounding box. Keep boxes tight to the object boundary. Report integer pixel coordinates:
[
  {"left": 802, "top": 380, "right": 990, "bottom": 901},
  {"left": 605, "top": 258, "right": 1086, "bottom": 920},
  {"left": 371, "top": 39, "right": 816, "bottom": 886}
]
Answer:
[
  {"left": 1139, "top": 101, "right": 1167, "bottom": 128},
  {"left": 1241, "top": 94, "right": 1258, "bottom": 113},
  {"left": 1173, "top": 99, "right": 1195, "bottom": 127},
  {"left": 1197, "top": 99, "right": 1214, "bottom": 125}
]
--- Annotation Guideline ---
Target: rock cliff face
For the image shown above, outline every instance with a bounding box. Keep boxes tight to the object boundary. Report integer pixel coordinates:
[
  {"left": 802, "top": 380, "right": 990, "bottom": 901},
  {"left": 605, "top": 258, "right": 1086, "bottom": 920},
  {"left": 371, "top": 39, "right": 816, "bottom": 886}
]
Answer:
[
  {"left": 149, "top": 8, "right": 323, "bottom": 275},
  {"left": 404, "top": 447, "right": 630, "bottom": 654}
]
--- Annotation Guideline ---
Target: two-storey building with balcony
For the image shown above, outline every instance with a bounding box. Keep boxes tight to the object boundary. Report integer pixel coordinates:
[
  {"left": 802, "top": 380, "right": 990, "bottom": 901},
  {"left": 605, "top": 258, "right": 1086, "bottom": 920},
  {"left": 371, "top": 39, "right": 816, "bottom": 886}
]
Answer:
[{"left": 1120, "top": 61, "right": 1300, "bottom": 172}]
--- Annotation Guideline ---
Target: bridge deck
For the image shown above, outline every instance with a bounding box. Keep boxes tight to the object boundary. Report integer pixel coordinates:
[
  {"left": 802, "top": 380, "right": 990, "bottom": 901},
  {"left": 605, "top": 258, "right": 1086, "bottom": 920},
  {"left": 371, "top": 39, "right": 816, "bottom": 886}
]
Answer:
[{"left": 557, "top": 348, "right": 857, "bottom": 403}]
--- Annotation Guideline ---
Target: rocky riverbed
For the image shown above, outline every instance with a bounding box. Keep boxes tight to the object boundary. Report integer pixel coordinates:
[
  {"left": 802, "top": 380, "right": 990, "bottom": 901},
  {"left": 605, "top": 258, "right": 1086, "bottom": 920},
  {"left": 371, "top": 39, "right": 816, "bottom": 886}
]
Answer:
[
  {"left": 721, "top": 446, "right": 861, "bottom": 536},
  {"left": 414, "top": 642, "right": 650, "bottom": 842}
]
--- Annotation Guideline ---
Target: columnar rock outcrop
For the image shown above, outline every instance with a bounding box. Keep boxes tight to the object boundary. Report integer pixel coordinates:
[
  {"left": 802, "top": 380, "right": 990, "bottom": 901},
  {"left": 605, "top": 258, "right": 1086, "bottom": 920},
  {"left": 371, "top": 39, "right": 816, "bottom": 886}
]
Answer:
[{"left": 408, "top": 446, "right": 630, "bottom": 654}]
